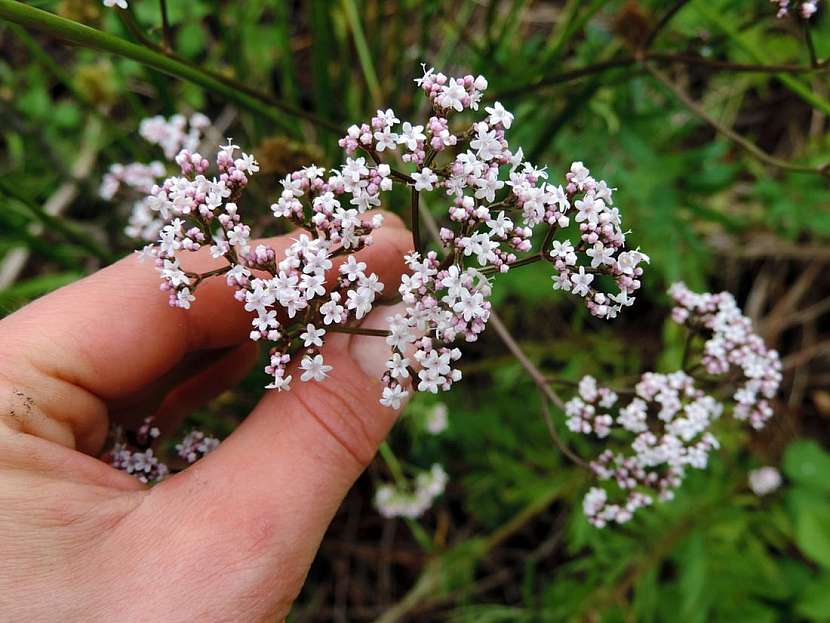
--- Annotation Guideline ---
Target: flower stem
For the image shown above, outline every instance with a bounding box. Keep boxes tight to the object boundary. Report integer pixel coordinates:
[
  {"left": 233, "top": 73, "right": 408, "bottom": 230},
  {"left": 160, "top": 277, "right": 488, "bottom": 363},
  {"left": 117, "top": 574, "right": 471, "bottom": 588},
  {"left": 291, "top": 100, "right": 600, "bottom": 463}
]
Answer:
[
  {"left": 326, "top": 326, "right": 391, "bottom": 338},
  {"left": 159, "top": 0, "right": 172, "bottom": 51},
  {"left": 377, "top": 442, "right": 434, "bottom": 551},
  {"left": 410, "top": 188, "right": 422, "bottom": 255}
]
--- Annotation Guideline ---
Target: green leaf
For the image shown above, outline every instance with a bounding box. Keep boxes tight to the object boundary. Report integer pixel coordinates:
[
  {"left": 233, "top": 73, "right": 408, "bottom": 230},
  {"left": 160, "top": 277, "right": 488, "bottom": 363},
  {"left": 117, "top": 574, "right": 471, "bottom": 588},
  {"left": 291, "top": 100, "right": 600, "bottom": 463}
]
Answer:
[
  {"left": 789, "top": 489, "right": 830, "bottom": 568},
  {"left": 783, "top": 440, "right": 830, "bottom": 493},
  {"left": 796, "top": 574, "right": 830, "bottom": 622}
]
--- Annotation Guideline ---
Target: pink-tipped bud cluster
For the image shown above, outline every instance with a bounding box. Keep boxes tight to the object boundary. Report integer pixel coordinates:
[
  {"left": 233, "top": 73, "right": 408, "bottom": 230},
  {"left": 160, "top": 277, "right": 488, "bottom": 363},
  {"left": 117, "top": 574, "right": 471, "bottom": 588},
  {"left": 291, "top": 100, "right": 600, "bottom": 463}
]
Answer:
[{"left": 669, "top": 282, "right": 782, "bottom": 429}]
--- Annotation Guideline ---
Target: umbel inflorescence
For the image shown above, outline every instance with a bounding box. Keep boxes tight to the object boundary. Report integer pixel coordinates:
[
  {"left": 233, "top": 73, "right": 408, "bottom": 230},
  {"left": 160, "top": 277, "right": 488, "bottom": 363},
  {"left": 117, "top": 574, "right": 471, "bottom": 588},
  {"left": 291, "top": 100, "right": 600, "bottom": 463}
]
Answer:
[
  {"left": 569, "top": 283, "right": 782, "bottom": 528},
  {"left": 134, "top": 65, "right": 649, "bottom": 408}
]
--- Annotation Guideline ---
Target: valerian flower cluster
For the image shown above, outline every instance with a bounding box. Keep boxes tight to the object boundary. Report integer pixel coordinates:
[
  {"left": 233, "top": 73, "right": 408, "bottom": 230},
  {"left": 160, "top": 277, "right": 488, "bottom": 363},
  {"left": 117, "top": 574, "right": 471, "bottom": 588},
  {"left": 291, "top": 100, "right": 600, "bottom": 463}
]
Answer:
[
  {"left": 749, "top": 466, "right": 782, "bottom": 496},
  {"left": 130, "top": 66, "right": 648, "bottom": 408},
  {"left": 101, "top": 113, "right": 212, "bottom": 242},
  {"left": 105, "top": 416, "right": 220, "bottom": 483},
  {"left": 568, "top": 285, "right": 782, "bottom": 528},
  {"left": 375, "top": 464, "right": 449, "bottom": 519},
  {"left": 771, "top": 0, "right": 820, "bottom": 18}
]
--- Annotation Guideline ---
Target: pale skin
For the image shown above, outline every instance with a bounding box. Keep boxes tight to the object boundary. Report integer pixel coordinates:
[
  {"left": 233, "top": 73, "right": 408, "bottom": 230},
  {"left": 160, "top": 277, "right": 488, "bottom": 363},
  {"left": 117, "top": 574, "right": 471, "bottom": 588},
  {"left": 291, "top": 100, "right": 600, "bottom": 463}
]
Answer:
[{"left": 0, "top": 211, "right": 413, "bottom": 622}]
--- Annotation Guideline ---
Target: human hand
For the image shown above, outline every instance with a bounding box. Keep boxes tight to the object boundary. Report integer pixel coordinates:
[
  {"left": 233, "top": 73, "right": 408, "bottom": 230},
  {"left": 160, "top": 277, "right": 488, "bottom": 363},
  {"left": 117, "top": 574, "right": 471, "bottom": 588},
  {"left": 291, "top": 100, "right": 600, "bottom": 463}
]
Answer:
[{"left": 0, "top": 212, "right": 412, "bottom": 622}]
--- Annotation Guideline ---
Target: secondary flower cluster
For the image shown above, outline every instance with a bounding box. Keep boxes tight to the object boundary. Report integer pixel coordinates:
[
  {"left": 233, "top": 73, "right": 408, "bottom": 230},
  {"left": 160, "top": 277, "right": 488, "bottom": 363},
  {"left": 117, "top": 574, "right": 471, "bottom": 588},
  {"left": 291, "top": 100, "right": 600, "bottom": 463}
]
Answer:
[
  {"left": 176, "top": 430, "right": 221, "bottom": 464},
  {"left": 568, "top": 285, "right": 782, "bottom": 528},
  {"left": 105, "top": 416, "right": 220, "bottom": 484},
  {"left": 130, "top": 66, "right": 645, "bottom": 405},
  {"left": 669, "top": 282, "right": 782, "bottom": 429},
  {"left": 101, "top": 113, "right": 212, "bottom": 242},
  {"left": 749, "top": 466, "right": 782, "bottom": 495},
  {"left": 374, "top": 463, "right": 448, "bottom": 519},
  {"left": 575, "top": 371, "right": 722, "bottom": 527},
  {"left": 771, "top": 0, "right": 820, "bottom": 18}
]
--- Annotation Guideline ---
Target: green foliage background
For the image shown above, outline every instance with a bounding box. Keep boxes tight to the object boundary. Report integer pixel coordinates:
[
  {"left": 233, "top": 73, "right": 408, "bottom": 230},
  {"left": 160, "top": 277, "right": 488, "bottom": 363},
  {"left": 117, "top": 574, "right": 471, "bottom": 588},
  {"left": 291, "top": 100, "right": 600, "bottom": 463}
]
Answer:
[{"left": 1, "top": 0, "right": 829, "bottom": 621}]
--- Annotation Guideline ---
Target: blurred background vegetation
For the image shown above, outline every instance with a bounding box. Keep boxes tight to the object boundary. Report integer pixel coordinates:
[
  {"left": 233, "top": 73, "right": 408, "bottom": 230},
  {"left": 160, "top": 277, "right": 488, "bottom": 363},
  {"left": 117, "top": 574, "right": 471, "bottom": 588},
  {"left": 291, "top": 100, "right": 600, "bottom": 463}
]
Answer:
[{"left": 1, "top": 0, "right": 830, "bottom": 620}]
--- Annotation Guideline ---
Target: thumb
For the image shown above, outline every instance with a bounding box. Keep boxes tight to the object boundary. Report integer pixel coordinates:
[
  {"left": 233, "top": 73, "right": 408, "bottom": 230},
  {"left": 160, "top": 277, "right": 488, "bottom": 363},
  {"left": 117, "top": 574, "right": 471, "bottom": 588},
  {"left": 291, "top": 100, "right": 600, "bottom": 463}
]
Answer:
[{"left": 140, "top": 302, "right": 407, "bottom": 602}]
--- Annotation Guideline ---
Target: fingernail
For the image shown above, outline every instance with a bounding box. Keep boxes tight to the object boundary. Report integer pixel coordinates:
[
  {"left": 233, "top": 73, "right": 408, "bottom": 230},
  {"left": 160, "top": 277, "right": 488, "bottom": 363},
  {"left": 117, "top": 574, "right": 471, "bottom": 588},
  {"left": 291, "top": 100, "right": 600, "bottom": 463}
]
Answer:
[{"left": 349, "top": 302, "right": 407, "bottom": 381}]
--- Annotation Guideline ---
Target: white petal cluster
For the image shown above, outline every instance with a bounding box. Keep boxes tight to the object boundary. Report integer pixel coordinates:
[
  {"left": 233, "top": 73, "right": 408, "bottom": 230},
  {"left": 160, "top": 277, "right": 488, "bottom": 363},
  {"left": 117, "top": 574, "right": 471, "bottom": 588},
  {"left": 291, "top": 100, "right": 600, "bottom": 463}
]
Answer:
[
  {"left": 547, "top": 162, "right": 649, "bottom": 318},
  {"left": 140, "top": 138, "right": 387, "bottom": 392},
  {"left": 575, "top": 371, "right": 722, "bottom": 528},
  {"left": 425, "top": 403, "right": 449, "bottom": 434},
  {"left": 573, "top": 284, "right": 782, "bottom": 528},
  {"left": 374, "top": 464, "right": 448, "bottom": 518},
  {"left": 175, "top": 430, "right": 220, "bottom": 464},
  {"left": 669, "top": 282, "right": 782, "bottom": 429},
  {"left": 380, "top": 253, "right": 492, "bottom": 406},
  {"left": 749, "top": 466, "right": 782, "bottom": 496},
  {"left": 110, "top": 444, "right": 169, "bottom": 483},
  {"left": 139, "top": 113, "right": 210, "bottom": 159},
  {"left": 771, "top": 0, "right": 819, "bottom": 18},
  {"left": 101, "top": 113, "right": 213, "bottom": 243},
  {"left": 129, "top": 67, "right": 647, "bottom": 411}
]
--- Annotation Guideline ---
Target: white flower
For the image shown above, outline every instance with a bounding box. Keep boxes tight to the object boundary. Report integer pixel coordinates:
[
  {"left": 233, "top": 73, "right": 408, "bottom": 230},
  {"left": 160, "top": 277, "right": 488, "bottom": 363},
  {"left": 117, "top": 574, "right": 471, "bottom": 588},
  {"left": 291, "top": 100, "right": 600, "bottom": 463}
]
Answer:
[
  {"left": 749, "top": 466, "right": 782, "bottom": 496},
  {"left": 425, "top": 403, "right": 448, "bottom": 434},
  {"left": 411, "top": 168, "right": 439, "bottom": 192},
  {"left": 473, "top": 174, "right": 505, "bottom": 203},
  {"left": 586, "top": 242, "right": 615, "bottom": 268},
  {"left": 575, "top": 195, "right": 603, "bottom": 224},
  {"left": 486, "top": 211, "right": 513, "bottom": 237},
  {"left": 484, "top": 101, "right": 513, "bottom": 129},
  {"left": 570, "top": 267, "right": 594, "bottom": 297},
  {"left": 266, "top": 372, "right": 292, "bottom": 391},
  {"left": 300, "top": 324, "right": 326, "bottom": 348},
  {"left": 339, "top": 255, "right": 367, "bottom": 281},
  {"left": 300, "top": 354, "right": 332, "bottom": 382},
  {"left": 386, "top": 353, "right": 410, "bottom": 379},
  {"left": 176, "top": 288, "right": 196, "bottom": 309},
  {"left": 397, "top": 122, "right": 426, "bottom": 150},
  {"left": 103, "top": 0, "right": 128, "bottom": 9},
  {"left": 234, "top": 153, "right": 260, "bottom": 174},
  {"left": 376, "top": 108, "right": 400, "bottom": 127},
  {"left": 373, "top": 127, "right": 399, "bottom": 152},
  {"left": 381, "top": 384, "right": 408, "bottom": 409},
  {"left": 437, "top": 78, "right": 466, "bottom": 111}
]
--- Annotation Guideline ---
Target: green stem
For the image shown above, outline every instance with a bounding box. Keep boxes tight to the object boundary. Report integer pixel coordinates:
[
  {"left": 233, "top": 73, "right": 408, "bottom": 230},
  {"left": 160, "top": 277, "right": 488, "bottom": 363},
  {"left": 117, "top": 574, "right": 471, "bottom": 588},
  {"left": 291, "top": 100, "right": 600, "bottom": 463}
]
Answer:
[
  {"left": 326, "top": 326, "right": 390, "bottom": 337},
  {"left": 378, "top": 441, "right": 407, "bottom": 486},
  {"left": 410, "top": 188, "right": 422, "bottom": 255},
  {"left": 645, "top": 63, "right": 829, "bottom": 177},
  {"left": 377, "top": 442, "right": 434, "bottom": 551},
  {"left": 693, "top": 2, "right": 830, "bottom": 116},
  {"left": 0, "top": 0, "right": 342, "bottom": 133},
  {"left": 0, "top": 180, "right": 113, "bottom": 263},
  {"left": 342, "top": 0, "right": 383, "bottom": 108},
  {"left": 159, "top": 0, "right": 172, "bottom": 51}
]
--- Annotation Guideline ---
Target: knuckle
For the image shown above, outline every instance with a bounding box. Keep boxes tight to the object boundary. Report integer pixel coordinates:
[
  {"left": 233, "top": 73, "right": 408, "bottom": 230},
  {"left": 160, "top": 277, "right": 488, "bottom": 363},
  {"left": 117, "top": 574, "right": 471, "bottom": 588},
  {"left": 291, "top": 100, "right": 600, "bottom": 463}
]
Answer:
[{"left": 293, "top": 380, "right": 379, "bottom": 470}]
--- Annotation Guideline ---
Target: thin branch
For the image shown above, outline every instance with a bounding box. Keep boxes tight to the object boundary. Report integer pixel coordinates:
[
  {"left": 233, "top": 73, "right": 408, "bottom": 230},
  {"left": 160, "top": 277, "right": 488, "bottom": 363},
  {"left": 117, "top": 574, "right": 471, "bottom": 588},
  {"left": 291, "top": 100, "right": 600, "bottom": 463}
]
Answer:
[
  {"left": 494, "top": 52, "right": 829, "bottom": 99},
  {"left": 488, "top": 312, "right": 587, "bottom": 468},
  {"left": 481, "top": 253, "right": 544, "bottom": 276},
  {"left": 159, "top": 0, "right": 172, "bottom": 51},
  {"left": 647, "top": 51, "right": 830, "bottom": 73},
  {"left": 803, "top": 21, "right": 819, "bottom": 68},
  {"left": 540, "top": 394, "right": 590, "bottom": 468},
  {"left": 410, "top": 189, "right": 422, "bottom": 255},
  {"left": 0, "top": 1, "right": 344, "bottom": 134},
  {"left": 326, "top": 326, "right": 391, "bottom": 338},
  {"left": 643, "top": 0, "right": 691, "bottom": 49},
  {"left": 644, "top": 62, "right": 830, "bottom": 177}
]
